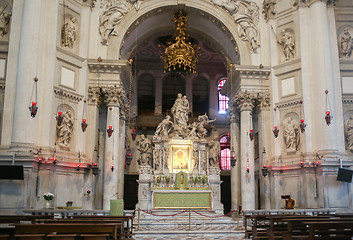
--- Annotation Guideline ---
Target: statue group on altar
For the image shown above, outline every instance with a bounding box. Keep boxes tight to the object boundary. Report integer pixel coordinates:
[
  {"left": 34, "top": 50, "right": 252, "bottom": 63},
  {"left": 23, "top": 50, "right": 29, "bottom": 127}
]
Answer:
[{"left": 153, "top": 93, "right": 215, "bottom": 140}]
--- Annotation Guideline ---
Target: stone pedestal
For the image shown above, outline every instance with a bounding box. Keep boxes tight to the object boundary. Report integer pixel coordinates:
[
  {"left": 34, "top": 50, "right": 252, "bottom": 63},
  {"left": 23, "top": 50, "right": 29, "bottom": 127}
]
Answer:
[
  {"left": 136, "top": 166, "right": 152, "bottom": 210},
  {"left": 209, "top": 167, "right": 223, "bottom": 214}
]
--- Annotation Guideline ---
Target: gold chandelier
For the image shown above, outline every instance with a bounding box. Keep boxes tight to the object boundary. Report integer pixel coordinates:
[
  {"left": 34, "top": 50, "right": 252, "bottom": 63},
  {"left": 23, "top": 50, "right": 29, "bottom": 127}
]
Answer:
[{"left": 160, "top": 10, "right": 200, "bottom": 73}]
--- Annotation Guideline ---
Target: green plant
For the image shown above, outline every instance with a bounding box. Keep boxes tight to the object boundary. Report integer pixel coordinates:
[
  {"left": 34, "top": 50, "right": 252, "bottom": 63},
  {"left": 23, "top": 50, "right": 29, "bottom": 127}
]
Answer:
[
  {"left": 156, "top": 175, "right": 162, "bottom": 184},
  {"left": 43, "top": 192, "right": 54, "bottom": 201},
  {"left": 164, "top": 176, "right": 170, "bottom": 185}
]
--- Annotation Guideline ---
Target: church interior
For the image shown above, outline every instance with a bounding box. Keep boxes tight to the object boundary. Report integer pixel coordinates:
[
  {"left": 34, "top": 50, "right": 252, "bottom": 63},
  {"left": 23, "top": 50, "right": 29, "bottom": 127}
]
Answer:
[{"left": 0, "top": 0, "right": 353, "bottom": 239}]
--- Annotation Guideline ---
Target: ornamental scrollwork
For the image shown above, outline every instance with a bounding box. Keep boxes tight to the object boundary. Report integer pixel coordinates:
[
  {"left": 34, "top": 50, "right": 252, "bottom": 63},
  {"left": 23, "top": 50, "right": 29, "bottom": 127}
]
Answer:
[
  {"left": 210, "top": 0, "right": 260, "bottom": 51},
  {"left": 262, "top": 0, "right": 276, "bottom": 21}
]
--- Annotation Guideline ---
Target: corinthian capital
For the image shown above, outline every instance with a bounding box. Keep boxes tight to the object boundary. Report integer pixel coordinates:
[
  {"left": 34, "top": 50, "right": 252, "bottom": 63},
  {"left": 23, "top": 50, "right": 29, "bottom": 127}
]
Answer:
[
  {"left": 88, "top": 87, "right": 99, "bottom": 105},
  {"left": 259, "top": 92, "right": 271, "bottom": 109},
  {"left": 233, "top": 91, "right": 257, "bottom": 112},
  {"left": 104, "top": 85, "right": 126, "bottom": 107}
]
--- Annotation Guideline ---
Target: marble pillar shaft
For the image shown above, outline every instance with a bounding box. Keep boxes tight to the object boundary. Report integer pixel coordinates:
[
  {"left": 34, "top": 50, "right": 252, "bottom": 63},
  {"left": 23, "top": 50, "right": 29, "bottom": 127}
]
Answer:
[
  {"left": 230, "top": 121, "right": 241, "bottom": 211},
  {"left": 103, "top": 106, "right": 120, "bottom": 210},
  {"left": 240, "top": 108, "right": 255, "bottom": 210}
]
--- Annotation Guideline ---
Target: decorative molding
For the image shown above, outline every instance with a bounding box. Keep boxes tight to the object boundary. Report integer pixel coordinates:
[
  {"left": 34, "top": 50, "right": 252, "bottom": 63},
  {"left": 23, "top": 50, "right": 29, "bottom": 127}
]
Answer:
[
  {"left": 54, "top": 86, "right": 84, "bottom": 103},
  {"left": 87, "top": 58, "right": 127, "bottom": 73},
  {"left": 232, "top": 90, "right": 258, "bottom": 112},
  {"left": 275, "top": 99, "right": 303, "bottom": 110},
  {"left": 87, "top": 86, "right": 99, "bottom": 105},
  {"left": 343, "top": 97, "right": 353, "bottom": 104},
  {"left": 293, "top": 0, "right": 338, "bottom": 7}
]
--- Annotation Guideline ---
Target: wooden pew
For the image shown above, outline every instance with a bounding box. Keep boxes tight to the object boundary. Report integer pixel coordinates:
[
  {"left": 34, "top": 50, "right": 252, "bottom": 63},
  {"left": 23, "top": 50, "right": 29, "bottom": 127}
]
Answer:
[
  {"left": 14, "top": 223, "right": 123, "bottom": 240},
  {"left": 71, "top": 215, "right": 134, "bottom": 237},
  {"left": 306, "top": 221, "right": 353, "bottom": 240}
]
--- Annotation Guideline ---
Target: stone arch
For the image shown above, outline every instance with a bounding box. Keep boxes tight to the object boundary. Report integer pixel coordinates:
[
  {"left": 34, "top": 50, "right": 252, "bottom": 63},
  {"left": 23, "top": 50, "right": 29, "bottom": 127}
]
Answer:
[{"left": 107, "top": 0, "right": 255, "bottom": 64}]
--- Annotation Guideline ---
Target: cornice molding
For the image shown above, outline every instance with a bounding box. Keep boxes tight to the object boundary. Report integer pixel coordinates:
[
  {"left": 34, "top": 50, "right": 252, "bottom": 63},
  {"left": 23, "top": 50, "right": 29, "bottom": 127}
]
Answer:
[{"left": 54, "top": 86, "right": 84, "bottom": 103}]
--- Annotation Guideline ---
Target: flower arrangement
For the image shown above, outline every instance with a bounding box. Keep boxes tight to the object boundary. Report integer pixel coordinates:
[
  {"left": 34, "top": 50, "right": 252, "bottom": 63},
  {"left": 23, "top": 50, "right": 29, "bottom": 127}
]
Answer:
[
  {"left": 164, "top": 176, "right": 170, "bottom": 185},
  {"left": 66, "top": 201, "right": 73, "bottom": 207},
  {"left": 43, "top": 192, "right": 54, "bottom": 201},
  {"left": 156, "top": 175, "right": 162, "bottom": 184},
  {"left": 201, "top": 176, "right": 208, "bottom": 185}
]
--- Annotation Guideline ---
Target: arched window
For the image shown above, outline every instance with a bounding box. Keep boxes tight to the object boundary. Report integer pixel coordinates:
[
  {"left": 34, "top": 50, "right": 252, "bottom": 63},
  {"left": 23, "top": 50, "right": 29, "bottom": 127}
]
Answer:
[
  {"left": 218, "top": 78, "right": 229, "bottom": 114},
  {"left": 219, "top": 135, "right": 231, "bottom": 170}
]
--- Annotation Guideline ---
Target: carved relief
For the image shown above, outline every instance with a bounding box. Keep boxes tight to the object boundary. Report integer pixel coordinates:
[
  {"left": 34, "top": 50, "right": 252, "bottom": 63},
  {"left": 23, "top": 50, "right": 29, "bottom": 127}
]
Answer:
[
  {"left": 283, "top": 117, "right": 300, "bottom": 152},
  {"left": 278, "top": 29, "right": 295, "bottom": 60},
  {"left": 99, "top": 0, "right": 143, "bottom": 45},
  {"left": 233, "top": 91, "right": 257, "bottom": 111},
  {"left": 262, "top": 0, "right": 276, "bottom": 21},
  {"left": 104, "top": 85, "right": 125, "bottom": 106},
  {"left": 345, "top": 115, "right": 353, "bottom": 152},
  {"left": 56, "top": 110, "right": 74, "bottom": 147},
  {"left": 88, "top": 87, "right": 99, "bottom": 105},
  {"left": 62, "top": 17, "right": 78, "bottom": 49},
  {"left": 0, "top": 6, "right": 11, "bottom": 39},
  {"left": 210, "top": 0, "right": 260, "bottom": 51},
  {"left": 338, "top": 28, "right": 353, "bottom": 59}
]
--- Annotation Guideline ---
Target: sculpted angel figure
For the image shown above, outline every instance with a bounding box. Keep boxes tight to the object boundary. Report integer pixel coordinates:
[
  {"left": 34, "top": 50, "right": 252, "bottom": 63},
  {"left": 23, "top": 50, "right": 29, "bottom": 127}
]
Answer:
[
  {"left": 153, "top": 115, "right": 173, "bottom": 140},
  {"left": 99, "top": 2, "right": 129, "bottom": 44},
  {"left": 197, "top": 114, "right": 216, "bottom": 139}
]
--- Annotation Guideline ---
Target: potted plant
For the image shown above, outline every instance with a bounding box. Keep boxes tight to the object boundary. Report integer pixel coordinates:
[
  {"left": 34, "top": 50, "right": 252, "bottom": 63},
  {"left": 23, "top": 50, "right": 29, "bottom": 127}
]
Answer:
[
  {"left": 43, "top": 192, "right": 54, "bottom": 208},
  {"left": 66, "top": 201, "right": 73, "bottom": 207}
]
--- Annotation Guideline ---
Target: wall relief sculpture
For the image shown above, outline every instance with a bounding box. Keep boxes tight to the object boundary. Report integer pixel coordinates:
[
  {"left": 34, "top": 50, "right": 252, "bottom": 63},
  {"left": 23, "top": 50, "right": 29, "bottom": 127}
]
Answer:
[
  {"left": 262, "top": 0, "right": 276, "bottom": 21},
  {"left": 56, "top": 110, "right": 74, "bottom": 147},
  {"left": 278, "top": 29, "right": 295, "bottom": 60},
  {"left": 0, "top": 7, "right": 11, "bottom": 39},
  {"left": 283, "top": 117, "right": 300, "bottom": 152},
  {"left": 345, "top": 115, "right": 353, "bottom": 152},
  {"left": 211, "top": 0, "right": 260, "bottom": 51},
  {"left": 62, "top": 17, "right": 78, "bottom": 49},
  {"left": 99, "top": 0, "right": 143, "bottom": 45},
  {"left": 338, "top": 28, "right": 353, "bottom": 59}
]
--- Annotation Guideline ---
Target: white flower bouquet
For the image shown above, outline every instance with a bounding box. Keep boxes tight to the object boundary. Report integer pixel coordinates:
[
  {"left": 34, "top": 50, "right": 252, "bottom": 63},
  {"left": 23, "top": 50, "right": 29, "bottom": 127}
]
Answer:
[{"left": 43, "top": 192, "right": 54, "bottom": 201}]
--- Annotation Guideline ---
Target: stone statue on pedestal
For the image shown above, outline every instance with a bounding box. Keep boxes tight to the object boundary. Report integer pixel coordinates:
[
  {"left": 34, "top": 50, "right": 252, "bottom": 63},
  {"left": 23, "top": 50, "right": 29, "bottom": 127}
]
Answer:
[
  {"left": 209, "top": 137, "right": 220, "bottom": 167},
  {"left": 137, "top": 135, "right": 152, "bottom": 166}
]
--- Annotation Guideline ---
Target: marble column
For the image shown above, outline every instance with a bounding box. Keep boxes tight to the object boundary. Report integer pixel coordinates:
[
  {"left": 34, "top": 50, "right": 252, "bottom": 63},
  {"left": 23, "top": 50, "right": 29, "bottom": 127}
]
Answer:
[
  {"left": 258, "top": 93, "right": 271, "bottom": 209},
  {"left": 229, "top": 103, "right": 241, "bottom": 211},
  {"left": 86, "top": 87, "right": 99, "bottom": 162},
  {"left": 102, "top": 85, "right": 124, "bottom": 210},
  {"left": 5, "top": 0, "right": 43, "bottom": 146},
  {"left": 117, "top": 117, "right": 126, "bottom": 199},
  {"left": 234, "top": 91, "right": 256, "bottom": 210}
]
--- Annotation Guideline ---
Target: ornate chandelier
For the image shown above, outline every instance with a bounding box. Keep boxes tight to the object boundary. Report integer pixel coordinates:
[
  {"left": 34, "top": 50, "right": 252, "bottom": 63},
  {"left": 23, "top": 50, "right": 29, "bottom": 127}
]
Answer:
[{"left": 160, "top": 10, "right": 200, "bottom": 73}]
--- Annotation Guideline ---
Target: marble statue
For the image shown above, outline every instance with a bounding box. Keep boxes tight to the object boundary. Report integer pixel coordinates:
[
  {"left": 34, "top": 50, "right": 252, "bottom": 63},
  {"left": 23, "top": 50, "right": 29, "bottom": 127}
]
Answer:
[
  {"left": 99, "top": 1, "right": 129, "bottom": 45},
  {"left": 153, "top": 115, "right": 173, "bottom": 140},
  {"left": 192, "top": 148, "right": 199, "bottom": 169},
  {"left": 209, "top": 137, "right": 220, "bottom": 167},
  {"left": 211, "top": 0, "right": 259, "bottom": 51},
  {"left": 137, "top": 135, "right": 152, "bottom": 166},
  {"left": 262, "top": 0, "right": 276, "bottom": 21},
  {"left": 283, "top": 117, "right": 300, "bottom": 152},
  {"left": 278, "top": 30, "right": 295, "bottom": 60},
  {"left": 0, "top": 9, "right": 11, "bottom": 38},
  {"left": 196, "top": 114, "right": 216, "bottom": 139},
  {"left": 338, "top": 28, "right": 353, "bottom": 58},
  {"left": 171, "top": 93, "right": 189, "bottom": 127},
  {"left": 56, "top": 110, "right": 74, "bottom": 146},
  {"left": 62, "top": 17, "right": 77, "bottom": 49},
  {"left": 345, "top": 115, "right": 353, "bottom": 152}
]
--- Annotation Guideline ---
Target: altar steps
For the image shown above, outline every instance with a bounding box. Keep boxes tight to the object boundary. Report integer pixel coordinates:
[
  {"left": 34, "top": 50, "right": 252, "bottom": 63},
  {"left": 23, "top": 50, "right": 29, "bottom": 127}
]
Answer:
[{"left": 133, "top": 210, "right": 246, "bottom": 239}]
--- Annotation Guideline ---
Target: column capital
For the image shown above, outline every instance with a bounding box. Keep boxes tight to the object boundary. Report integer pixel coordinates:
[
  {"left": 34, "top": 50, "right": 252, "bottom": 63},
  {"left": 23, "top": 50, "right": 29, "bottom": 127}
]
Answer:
[
  {"left": 233, "top": 91, "right": 257, "bottom": 112},
  {"left": 87, "top": 87, "right": 99, "bottom": 105},
  {"left": 259, "top": 92, "right": 271, "bottom": 110},
  {"left": 104, "top": 85, "right": 125, "bottom": 107}
]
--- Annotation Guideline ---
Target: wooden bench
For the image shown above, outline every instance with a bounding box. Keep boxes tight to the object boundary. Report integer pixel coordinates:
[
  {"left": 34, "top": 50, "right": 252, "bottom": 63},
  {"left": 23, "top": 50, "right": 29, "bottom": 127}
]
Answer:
[
  {"left": 14, "top": 223, "right": 123, "bottom": 240},
  {"left": 306, "top": 221, "right": 353, "bottom": 240},
  {"left": 71, "top": 215, "right": 134, "bottom": 237}
]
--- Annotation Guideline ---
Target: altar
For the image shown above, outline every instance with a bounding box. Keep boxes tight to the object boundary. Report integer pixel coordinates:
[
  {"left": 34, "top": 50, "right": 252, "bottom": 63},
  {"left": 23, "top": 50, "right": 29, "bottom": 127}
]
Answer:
[
  {"left": 153, "top": 190, "right": 212, "bottom": 209},
  {"left": 135, "top": 94, "right": 224, "bottom": 214}
]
